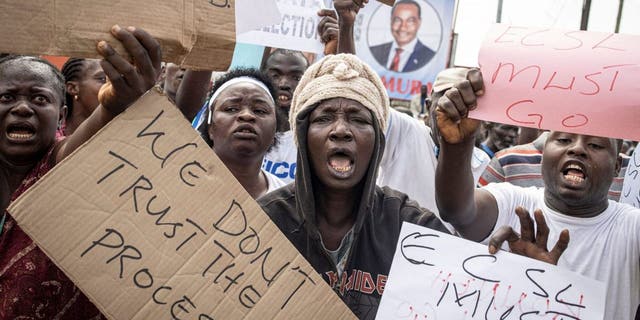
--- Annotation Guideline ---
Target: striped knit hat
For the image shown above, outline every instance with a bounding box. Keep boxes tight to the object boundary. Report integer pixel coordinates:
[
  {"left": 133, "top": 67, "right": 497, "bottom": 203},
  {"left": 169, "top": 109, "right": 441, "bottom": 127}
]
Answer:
[{"left": 289, "top": 54, "right": 389, "bottom": 142}]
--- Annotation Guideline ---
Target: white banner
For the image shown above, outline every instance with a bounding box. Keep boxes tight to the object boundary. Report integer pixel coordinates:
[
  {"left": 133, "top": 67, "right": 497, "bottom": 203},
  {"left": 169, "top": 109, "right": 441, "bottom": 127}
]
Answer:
[{"left": 377, "top": 222, "right": 606, "bottom": 320}]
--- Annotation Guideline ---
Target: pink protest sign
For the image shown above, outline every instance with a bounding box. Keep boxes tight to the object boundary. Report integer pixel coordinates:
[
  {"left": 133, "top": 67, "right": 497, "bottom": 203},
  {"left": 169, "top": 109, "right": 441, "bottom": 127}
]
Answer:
[{"left": 473, "top": 24, "right": 640, "bottom": 141}]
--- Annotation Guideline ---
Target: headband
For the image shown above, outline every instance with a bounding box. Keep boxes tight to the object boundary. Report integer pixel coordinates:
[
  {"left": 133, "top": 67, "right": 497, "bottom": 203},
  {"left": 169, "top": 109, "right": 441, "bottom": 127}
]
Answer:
[{"left": 207, "top": 76, "right": 274, "bottom": 125}]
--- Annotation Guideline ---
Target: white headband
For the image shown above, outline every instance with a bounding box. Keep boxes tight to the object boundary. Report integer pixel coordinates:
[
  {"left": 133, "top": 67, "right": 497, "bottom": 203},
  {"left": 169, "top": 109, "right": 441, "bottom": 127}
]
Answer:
[{"left": 207, "top": 76, "right": 274, "bottom": 125}]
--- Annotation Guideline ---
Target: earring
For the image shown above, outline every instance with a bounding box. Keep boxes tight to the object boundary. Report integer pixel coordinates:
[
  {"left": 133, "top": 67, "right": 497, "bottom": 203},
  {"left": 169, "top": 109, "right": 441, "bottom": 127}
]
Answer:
[{"left": 74, "top": 95, "right": 79, "bottom": 100}]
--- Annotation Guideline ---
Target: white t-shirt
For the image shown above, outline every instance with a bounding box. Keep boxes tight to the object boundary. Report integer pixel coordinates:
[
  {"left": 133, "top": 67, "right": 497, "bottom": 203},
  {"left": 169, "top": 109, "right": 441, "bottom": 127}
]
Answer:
[
  {"left": 483, "top": 182, "right": 640, "bottom": 320},
  {"left": 263, "top": 131, "right": 297, "bottom": 184},
  {"left": 263, "top": 109, "right": 490, "bottom": 216},
  {"left": 264, "top": 169, "right": 287, "bottom": 193}
]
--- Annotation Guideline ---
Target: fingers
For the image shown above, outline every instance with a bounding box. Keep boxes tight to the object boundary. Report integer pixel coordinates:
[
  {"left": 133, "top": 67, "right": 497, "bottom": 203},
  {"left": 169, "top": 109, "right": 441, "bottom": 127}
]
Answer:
[
  {"left": 549, "top": 229, "right": 570, "bottom": 265},
  {"left": 97, "top": 40, "right": 138, "bottom": 88},
  {"left": 466, "top": 68, "right": 485, "bottom": 96},
  {"left": 444, "top": 88, "right": 468, "bottom": 119},
  {"left": 317, "top": 8, "right": 337, "bottom": 19},
  {"left": 319, "top": 21, "right": 338, "bottom": 43},
  {"left": 99, "top": 58, "right": 127, "bottom": 94},
  {"left": 453, "top": 80, "right": 478, "bottom": 111},
  {"left": 128, "top": 26, "right": 162, "bottom": 77},
  {"left": 317, "top": 11, "right": 339, "bottom": 43},
  {"left": 533, "top": 209, "right": 550, "bottom": 250},
  {"left": 488, "top": 225, "right": 519, "bottom": 254},
  {"left": 435, "top": 95, "right": 460, "bottom": 124},
  {"left": 515, "top": 207, "right": 534, "bottom": 243},
  {"left": 110, "top": 25, "right": 156, "bottom": 87}
]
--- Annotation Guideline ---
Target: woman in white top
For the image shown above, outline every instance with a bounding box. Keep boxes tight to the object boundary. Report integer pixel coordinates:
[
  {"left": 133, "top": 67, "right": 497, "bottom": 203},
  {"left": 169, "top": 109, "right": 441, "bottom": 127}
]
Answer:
[{"left": 193, "top": 68, "right": 285, "bottom": 199}]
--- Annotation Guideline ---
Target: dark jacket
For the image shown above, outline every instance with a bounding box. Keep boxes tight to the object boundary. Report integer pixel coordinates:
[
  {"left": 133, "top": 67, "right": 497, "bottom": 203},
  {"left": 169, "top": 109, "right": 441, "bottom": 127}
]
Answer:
[
  {"left": 258, "top": 105, "right": 449, "bottom": 319},
  {"left": 369, "top": 39, "right": 436, "bottom": 73}
]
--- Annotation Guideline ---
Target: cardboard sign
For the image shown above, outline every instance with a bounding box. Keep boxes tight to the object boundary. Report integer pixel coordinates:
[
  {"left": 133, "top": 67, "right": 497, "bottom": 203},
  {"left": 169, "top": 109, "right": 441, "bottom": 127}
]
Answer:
[
  {"left": 8, "top": 90, "right": 355, "bottom": 320},
  {"left": 621, "top": 148, "right": 640, "bottom": 208},
  {"left": 475, "top": 24, "right": 640, "bottom": 141},
  {"left": 0, "top": 0, "right": 236, "bottom": 70},
  {"left": 377, "top": 222, "right": 606, "bottom": 320}
]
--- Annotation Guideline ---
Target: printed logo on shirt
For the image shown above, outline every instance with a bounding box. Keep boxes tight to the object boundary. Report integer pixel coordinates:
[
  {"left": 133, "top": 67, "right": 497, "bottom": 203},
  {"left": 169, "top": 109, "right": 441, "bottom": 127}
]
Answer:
[
  {"left": 262, "top": 159, "right": 297, "bottom": 180},
  {"left": 325, "top": 269, "right": 387, "bottom": 296}
]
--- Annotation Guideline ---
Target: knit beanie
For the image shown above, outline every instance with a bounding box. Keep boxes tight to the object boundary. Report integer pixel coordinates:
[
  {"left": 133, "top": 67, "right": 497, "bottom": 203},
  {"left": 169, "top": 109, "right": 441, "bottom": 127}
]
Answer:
[{"left": 289, "top": 54, "right": 389, "bottom": 143}]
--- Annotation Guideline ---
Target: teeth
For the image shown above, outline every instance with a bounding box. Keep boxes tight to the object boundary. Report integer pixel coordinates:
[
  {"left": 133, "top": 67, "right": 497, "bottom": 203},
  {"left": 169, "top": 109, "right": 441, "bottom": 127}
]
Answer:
[
  {"left": 567, "top": 164, "right": 582, "bottom": 170},
  {"left": 333, "top": 166, "right": 352, "bottom": 172},
  {"left": 8, "top": 132, "right": 34, "bottom": 140},
  {"left": 278, "top": 95, "right": 289, "bottom": 101},
  {"left": 565, "top": 175, "right": 585, "bottom": 183}
]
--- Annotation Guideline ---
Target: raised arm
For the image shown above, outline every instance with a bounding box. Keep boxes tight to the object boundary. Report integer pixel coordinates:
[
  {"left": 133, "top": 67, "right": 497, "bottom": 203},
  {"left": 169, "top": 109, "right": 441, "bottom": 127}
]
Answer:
[
  {"left": 175, "top": 70, "right": 212, "bottom": 121},
  {"left": 56, "top": 25, "right": 161, "bottom": 163},
  {"left": 434, "top": 69, "right": 498, "bottom": 242},
  {"left": 318, "top": 0, "right": 368, "bottom": 55}
]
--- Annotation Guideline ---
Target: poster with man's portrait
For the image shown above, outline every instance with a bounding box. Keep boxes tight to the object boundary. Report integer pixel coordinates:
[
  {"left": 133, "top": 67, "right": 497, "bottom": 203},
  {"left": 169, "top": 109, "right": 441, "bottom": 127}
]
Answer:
[{"left": 355, "top": 0, "right": 455, "bottom": 100}]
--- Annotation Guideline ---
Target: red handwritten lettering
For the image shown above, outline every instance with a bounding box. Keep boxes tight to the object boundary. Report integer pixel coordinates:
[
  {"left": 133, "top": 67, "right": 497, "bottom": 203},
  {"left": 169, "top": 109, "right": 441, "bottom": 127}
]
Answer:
[
  {"left": 561, "top": 114, "right": 589, "bottom": 128},
  {"left": 580, "top": 72, "right": 602, "bottom": 95},
  {"left": 494, "top": 26, "right": 527, "bottom": 43},
  {"left": 543, "top": 72, "right": 575, "bottom": 91},
  {"left": 505, "top": 100, "right": 543, "bottom": 129},
  {"left": 492, "top": 63, "right": 541, "bottom": 88},
  {"left": 554, "top": 31, "right": 584, "bottom": 50},
  {"left": 520, "top": 28, "right": 549, "bottom": 47},
  {"left": 592, "top": 33, "right": 625, "bottom": 51}
]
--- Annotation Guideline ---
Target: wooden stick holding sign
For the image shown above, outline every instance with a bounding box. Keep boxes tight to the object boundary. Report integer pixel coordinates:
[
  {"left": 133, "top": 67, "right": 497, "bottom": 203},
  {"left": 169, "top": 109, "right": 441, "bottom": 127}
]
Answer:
[
  {"left": 8, "top": 90, "right": 355, "bottom": 320},
  {"left": 474, "top": 24, "right": 640, "bottom": 141}
]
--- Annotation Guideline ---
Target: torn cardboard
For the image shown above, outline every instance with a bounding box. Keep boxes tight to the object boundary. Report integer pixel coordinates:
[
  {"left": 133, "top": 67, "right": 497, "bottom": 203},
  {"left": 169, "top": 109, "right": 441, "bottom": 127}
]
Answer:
[
  {"left": 0, "top": 0, "right": 236, "bottom": 70},
  {"left": 8, "top": 90, "right": 355, "bottom": 320}
]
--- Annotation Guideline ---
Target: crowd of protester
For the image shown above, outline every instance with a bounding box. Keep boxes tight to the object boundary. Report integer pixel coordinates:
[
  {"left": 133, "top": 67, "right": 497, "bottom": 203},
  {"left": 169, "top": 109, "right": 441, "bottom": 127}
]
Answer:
[{"left": 1, "top": 0, "right": 639, "bottom": 319}]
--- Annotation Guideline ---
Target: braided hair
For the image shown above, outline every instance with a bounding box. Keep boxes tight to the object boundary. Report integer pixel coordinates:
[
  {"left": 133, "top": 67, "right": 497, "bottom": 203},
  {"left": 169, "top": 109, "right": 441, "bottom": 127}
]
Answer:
[
  {"left": 0, "top": 55, "right": 65, "bottom": 107},
  {"left": 61, "top": 58, "right": 87, "bottom": 119}
]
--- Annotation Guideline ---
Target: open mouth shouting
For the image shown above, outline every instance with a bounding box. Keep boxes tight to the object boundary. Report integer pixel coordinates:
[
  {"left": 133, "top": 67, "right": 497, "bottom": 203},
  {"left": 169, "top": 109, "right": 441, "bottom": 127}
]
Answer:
[
  {"left": 232, "top": 124, "right": 258, "bottom": 139},
  {"left": 328, "top": 148, "right": 355, "bottom": 178},
  {"left": 6, "top": 122, "right": 36, "bottom": 142},
  {"left": 561, "top": 162, "right": 586, "bottom": 187},
  {"left": 277, "top": 92, "right": 291, "bottom": 107}
]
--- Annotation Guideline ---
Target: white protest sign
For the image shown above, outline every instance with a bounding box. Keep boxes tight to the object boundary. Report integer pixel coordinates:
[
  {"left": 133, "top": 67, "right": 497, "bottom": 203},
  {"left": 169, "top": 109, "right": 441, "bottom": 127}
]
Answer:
[
  {"left": 377, "top": 222, "right": 606, "bottom": 320},
  {"left": 621, "top": 148, "right": 640, "bottom": 208},
  {"left": 236, "top": 0, "right": 282, "bottom": 34},
  {"left": 236, "top": 0, "right": 332, "bottom": 53}
]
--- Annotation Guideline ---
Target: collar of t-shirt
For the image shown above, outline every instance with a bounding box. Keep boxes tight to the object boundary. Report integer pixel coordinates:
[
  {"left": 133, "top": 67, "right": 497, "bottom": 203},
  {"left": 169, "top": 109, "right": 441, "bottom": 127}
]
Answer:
[
  {"left": 388, "top": 37, "right": 419, "bottom": 71},
  {"left": 540, "top": 192, "right": 614, "bottom": 227}
]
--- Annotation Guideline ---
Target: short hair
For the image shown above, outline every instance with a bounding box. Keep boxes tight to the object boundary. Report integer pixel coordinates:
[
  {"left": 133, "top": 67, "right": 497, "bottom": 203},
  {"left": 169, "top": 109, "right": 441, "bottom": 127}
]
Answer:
[
  {"left": 198, "top": 68, "right": 280, "bottom": 150},
  {"left": 262, "top": 49, "right": 309, "bottom": 71},
  {"left": 391, "top": 0, "right": 421, "bottom": 18},
  {"left": 0, "top": 55, "right": 65, "bottom": 107},
  {"left": 61, "top": 57, "right": 88, "bottom": 119}
]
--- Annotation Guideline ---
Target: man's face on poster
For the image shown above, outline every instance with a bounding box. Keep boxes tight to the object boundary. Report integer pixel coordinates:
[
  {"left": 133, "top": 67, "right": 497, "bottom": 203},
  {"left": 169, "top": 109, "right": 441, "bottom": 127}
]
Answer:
[{"left": 391, "top": 3, "right": 421, "bottom": 47}]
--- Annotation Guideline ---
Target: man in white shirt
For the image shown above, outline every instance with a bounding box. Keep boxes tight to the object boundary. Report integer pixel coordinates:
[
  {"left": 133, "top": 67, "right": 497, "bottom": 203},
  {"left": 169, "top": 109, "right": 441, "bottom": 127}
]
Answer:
[
  {"left": 369, "top": 0, "right": 435, "bottom": 73},
  {"left": 434, "top": 68, "right": 640, "bottom": 320}
]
